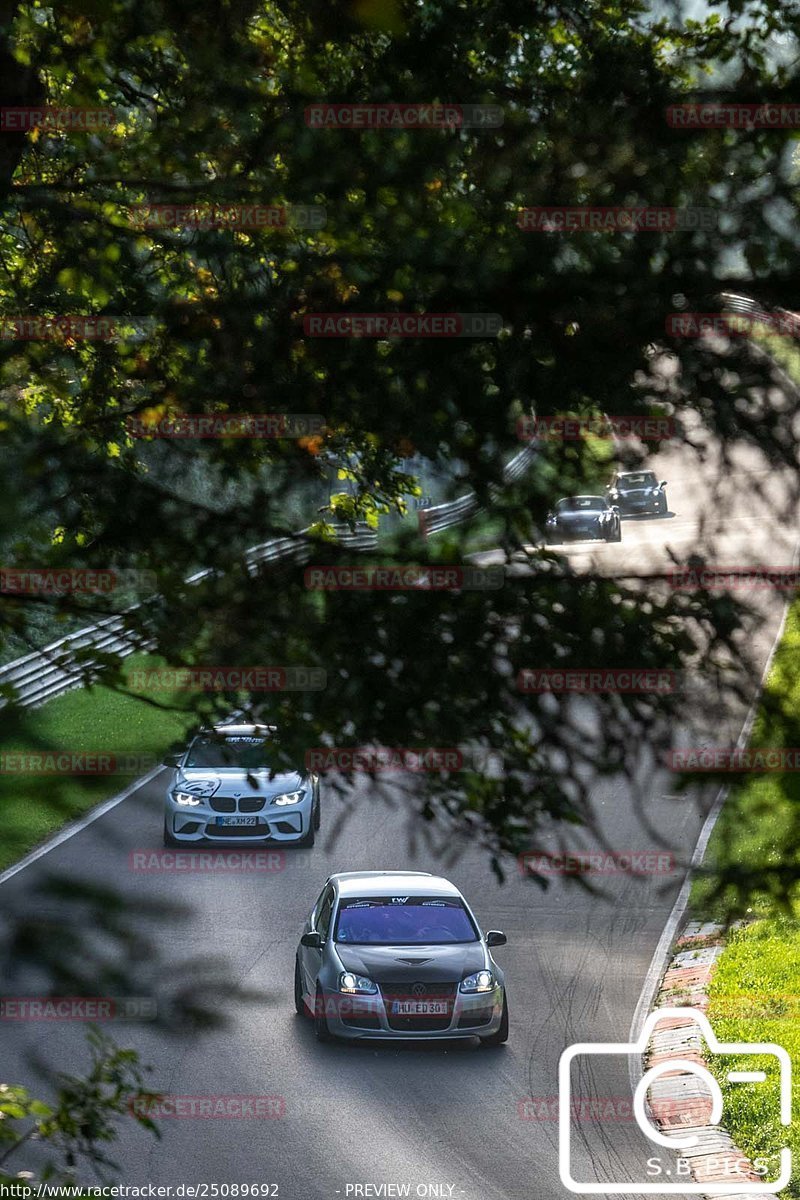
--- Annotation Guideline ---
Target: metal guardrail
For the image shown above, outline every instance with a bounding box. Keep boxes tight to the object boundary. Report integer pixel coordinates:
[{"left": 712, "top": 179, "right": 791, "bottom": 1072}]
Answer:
[
  {"left": 418, "top": 443, "right": 538, "bottom": 536},
  {"left": 0, "top": 524, "right": 377, "bottom": 710},
  {"left": 1, "top": 436, "right": 539, "bottom": 707}
]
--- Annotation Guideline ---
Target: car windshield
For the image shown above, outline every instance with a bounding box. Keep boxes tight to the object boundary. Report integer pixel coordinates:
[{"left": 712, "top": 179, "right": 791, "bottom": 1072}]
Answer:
[
  {"left": 184, "top": 734, "right": 273, "bottom": 769},
  {"left": 556, "top": 497, "right": 605, "bottom": 512},
  {"left": 619, "top": 472, "right": 656, "bottom": 487},
  {"left": 334, "top": 896, "right": 479, "bottom": 945}
]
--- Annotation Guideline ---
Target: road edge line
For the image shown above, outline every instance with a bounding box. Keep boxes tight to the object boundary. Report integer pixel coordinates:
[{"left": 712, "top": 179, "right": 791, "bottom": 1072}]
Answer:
[{"left": 0, "top": 765, "right": 165, "bottom": 888}]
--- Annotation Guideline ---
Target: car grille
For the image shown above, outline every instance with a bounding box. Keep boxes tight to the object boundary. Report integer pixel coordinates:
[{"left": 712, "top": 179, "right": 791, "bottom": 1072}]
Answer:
[
  {"left": 381, "top": 983, "right": 457, "bottom": 1032},
  {"left": 239, "top": 796, "right": 266, "bottom": 813},
  {"left": 209, "top": 796, "right": 236, "bottom": 813},
  {"left": 457, "top": 1009, "right": 494, "bottom": 1028},
  {"left": 341, "top": 1013, "right": 382, "bottom": 1030},
  {"left": 206, "top": 823, "right": 271, "bottom": 838},
  {"left": 208, "top": 796, "right": 266, "bottom": 813}
]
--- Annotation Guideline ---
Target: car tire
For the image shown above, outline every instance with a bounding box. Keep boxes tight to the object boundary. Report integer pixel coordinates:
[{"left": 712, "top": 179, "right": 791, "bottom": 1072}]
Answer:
[
  {"left": 611, "top": 524, "right": 622, "bottom": 542},
  {"left": 313, "top": 793, "right": 321, "bottom": 831},
  {"left": 163, "top": 818, "right": 181, "bottom": 848},
  {"left": 657, "top": 496, "right": 667, "bottom": 515},
  {"left": 314, "top": 986, "right": 333, "bottom": 1042},
  {"left": 294, "top": 957, "right": 306, "bottom": 1016},
  {"left": 481, "top": 995, "right": 509, "bottom": 1046}
]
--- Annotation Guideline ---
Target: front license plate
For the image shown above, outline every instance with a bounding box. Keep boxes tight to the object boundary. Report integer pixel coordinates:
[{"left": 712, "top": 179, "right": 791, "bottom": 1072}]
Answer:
[
  {"left": 216, "top": 816, "right": 258, "bottom": 827},
  {"left": 391, "top": 1000, "right": 450, "bottom": 1016}
]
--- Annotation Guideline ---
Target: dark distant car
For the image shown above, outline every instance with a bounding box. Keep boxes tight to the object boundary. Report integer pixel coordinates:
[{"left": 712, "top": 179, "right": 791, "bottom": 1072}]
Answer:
[
  {"left": 606, "top": 471, "right": 668, "bottom": 516},
  {"left": 544, "top": 496, "right": 621, "bottom": 544}
]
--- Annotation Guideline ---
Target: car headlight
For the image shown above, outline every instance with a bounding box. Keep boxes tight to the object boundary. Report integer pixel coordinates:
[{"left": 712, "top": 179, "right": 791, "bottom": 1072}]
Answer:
[
  {"left": 460, "top": 970, "right": 494, "bottom": 993},
  {"left": 172, "top": 791, "right": 203, "bottom": 807},
  {"left": 339, "top": 972, "right": 378, "bottom": 995},
  {"left": 270, "top": 790, "right": 304, "bottom": 806}
]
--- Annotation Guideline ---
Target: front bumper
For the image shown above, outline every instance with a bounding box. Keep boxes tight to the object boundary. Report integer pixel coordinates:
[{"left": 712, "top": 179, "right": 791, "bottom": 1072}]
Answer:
[
  {"left": 315, "top": 984, "right": 505, "bottom": 1040},
  {"left": 616, "top": 495, "right": 660, "bottom": 513},
  {"left": 165, "top": 794, "right": 313, "bottom": 843},
  {"left": 551, "top": 525, "right": 607, "bottom": 542}
]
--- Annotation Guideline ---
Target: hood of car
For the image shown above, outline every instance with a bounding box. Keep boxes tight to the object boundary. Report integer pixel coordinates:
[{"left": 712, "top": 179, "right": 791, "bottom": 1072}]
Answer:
[
  {"left": 175, "top": 768, "right": 305, "bottom": 796},
  {"left": 557, "top": 509, "right": 605, "bottom": 523},
  {"left": 335, "top": 942, "right": 486, "bottom": 983}
]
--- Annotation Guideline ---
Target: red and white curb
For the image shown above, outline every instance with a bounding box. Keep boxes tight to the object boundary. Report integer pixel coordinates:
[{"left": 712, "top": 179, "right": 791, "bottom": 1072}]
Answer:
[{"left": 646, "top": 920, "right": 773, "bottom": 1199}]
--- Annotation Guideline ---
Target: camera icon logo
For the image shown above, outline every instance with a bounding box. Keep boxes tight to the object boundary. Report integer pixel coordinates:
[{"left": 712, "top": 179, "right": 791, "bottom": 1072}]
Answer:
[{"left": 559, "top": 1006, "right": 792, "bottom": 1194}]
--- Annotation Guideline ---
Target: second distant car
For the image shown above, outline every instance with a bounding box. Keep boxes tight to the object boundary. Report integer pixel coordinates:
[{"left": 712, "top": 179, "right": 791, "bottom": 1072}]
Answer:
[
  {"left": 544, "top": 495, "right": 621, "bottom": 544},
  {"left": 606, "top": 471, "right": 668, "bottom": 516},
  {"left": 162, "top": 723, "right": 320, "bottom": 848}
]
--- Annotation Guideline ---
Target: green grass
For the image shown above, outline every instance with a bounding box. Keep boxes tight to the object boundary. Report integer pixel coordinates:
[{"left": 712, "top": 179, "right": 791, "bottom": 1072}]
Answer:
[
  {"left": 705, "top": 920, "right": 800, "bottom": 1197},
  {"left": 690, "top": 601, "right": 800, "bottom": 916},
  {"left": 0, "top": 654, "right": 198, "bottom": 872},
  {"left": 686, "top": 598, "right": 800, "bottom": 1194}
]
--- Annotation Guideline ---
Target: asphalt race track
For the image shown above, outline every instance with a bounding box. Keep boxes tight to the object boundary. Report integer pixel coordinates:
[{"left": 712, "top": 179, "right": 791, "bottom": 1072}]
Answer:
[{"left": 1, "top": 423, "right": 798, "bottom": 1200}]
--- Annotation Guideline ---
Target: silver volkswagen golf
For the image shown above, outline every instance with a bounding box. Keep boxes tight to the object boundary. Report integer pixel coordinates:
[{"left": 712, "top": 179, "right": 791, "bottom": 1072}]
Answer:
[{"left": 294, "top": 871, "right": 508, "bottom": 1044}]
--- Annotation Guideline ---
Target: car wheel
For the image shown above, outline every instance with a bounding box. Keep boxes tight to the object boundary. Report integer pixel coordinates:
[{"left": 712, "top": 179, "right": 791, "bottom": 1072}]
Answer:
[
  {"left": 611, "top": 524, "right": 622, "bottom": 542},
  {"left": 294, "top": 957, "right": 306, "bottom": 1016},
  {"left": 163, "top": 818, "right": 181, "bottom": 848},
  {"left": 481, "top": 994, "right": 509, "bottom": 1046},
  {"left": 314, "top": 986, "right": 333, "bottom": 1042},
  {"left": 657, "top": 496, "right": 667, "bottom": 515},
  {"left": 313, "top": 793, "right": 321, "bottom": 831}
]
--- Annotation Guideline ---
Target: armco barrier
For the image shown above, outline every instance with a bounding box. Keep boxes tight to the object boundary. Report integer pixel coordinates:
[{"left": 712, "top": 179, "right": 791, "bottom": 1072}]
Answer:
[
  {"left": 0, "top": 525, "right": 376, "bottom": 710},
  {"left": 419, "top": 443, "right": 537, "bottom": 537}
]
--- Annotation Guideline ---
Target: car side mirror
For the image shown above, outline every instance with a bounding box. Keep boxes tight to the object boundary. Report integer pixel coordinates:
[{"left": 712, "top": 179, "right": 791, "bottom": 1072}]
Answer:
[
  {"left": 486, "top": 930, "right": 507, "bottom": 947},
  {"left": 660, "top": 480, "right": 667, "bottom": 489},
  {"left": 301, "top": 931, "right": 324, "bottom": 949},
  {"left": 162, "top": 752, "right": 182, "bottom": 768}
]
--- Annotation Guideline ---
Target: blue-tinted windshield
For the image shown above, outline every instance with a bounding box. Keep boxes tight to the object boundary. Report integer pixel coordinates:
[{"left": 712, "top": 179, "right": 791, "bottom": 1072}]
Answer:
[{"left": 334, "top": 896, "right": 478, "bottom": 945}]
